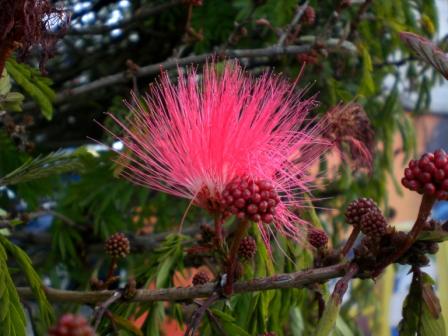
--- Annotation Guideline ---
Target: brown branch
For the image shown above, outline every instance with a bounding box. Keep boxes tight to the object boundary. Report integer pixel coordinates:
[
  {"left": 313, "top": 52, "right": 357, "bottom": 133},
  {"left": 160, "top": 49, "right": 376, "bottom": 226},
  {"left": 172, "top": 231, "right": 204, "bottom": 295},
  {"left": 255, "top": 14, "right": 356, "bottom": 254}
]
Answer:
[
  {"left": 331, "top": 263, "right": 358, "bottom": 304},
  {"left": 224, "top": 220, "right": 250, "bottom": 295},
  {"left": 92, "top": 291, "right": 123, "bottom": 330},
  {"left": 340, "top": 226, "right": 360, "bottom": 257},
  {"left": 373, "top": 194, "right": 436, "bottom": 277},
  {"left": 348, "top": 0, "right": 373, "bottom": 40},
  {"left": 68, "top": 0, "right": 185, "bottom": 36},
  {"left": 277, "top": 1, "right": 309, "bottom": 47},
  {"left": 24, "top": 39, "right": 356, "bottom": 110},
  {"left": 17, "top": 263, "right": 347, "bottom": 304}
]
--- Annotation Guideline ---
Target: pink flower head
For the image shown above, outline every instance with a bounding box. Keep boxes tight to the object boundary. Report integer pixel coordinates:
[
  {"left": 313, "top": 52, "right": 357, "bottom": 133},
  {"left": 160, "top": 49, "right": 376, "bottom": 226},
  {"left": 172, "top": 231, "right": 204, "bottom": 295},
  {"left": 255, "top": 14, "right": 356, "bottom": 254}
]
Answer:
[{"left": 105, "top": 61, "right": 330, "bottom": 245}]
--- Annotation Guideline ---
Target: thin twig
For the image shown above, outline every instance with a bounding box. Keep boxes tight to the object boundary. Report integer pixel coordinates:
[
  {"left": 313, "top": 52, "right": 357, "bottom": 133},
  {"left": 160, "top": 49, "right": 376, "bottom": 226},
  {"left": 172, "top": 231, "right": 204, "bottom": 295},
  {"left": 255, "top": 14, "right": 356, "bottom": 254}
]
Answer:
[
  {"left": 185, "top": 293, "right": 220, "bottom": 336},
  {"left": 332, "top": 263, "right": 358, "bottom": 304},
  {"left": 348, "top": 0, "right": 373, "bottom": 40},
  {"left": 277, "top": 1, "right": 309, "bottom": 46},
  {"left": 92, "top": 291, "right": 123, "bottom": 330},
  {"left": 340, "top": 226, "right": 360, "bottom": 257},
  {"left": 224, "top": 220, "right": 250, "bottom": 296}
]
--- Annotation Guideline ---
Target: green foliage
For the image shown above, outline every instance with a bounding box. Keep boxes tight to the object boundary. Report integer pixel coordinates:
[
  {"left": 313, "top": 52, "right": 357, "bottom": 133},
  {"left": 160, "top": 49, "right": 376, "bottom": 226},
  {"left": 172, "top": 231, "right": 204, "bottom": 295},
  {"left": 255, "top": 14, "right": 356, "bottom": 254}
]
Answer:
[
  {"left": 0, "top": 69, "right": 24, "bottom": 112},
  {"left": 358, "top": 43, "right": 376, "bottom": 96},
  {"left": 0, "top": 241, "right": 26, "bottom": 336},
  {"left": 255, "top": 0, "right": 297, "bottom": 26},
  {"left": 208, "top": 309, "right": 251, "bottom": 336},
  {"left": 137, "top": 234, "right": 186, "bottom": 287},
  {"left": 399, "top": 272, "right": 446, "bottom": 336},
  {"left": 99, "top": 234, "right": 186, "bottom": 334},
  {"left": 0, "top": 150, "right": 84, "bottom": 186},
  {"left": 315, "top": 294, "right": 341, "bottom": 336},
  {"left": 108, "top": 312, "right": 144, "bottom": 336},
  {"left": 191, "top": 1, "right": 238, "bottom": 52},
  {"left": 0, "top": 236, "right": 54, "bottom": 332},
  {"left": 5, "top": 59, "right": 55, "bottom": 120},
  {"left": 143, "top": 302, "right": 165, "bottom": 336},
  {"left": 0, "top": 132, "right": 62, "bottom": 207},
  {"left": 0, "top": 0, "right": 444, "bottom": 335}
]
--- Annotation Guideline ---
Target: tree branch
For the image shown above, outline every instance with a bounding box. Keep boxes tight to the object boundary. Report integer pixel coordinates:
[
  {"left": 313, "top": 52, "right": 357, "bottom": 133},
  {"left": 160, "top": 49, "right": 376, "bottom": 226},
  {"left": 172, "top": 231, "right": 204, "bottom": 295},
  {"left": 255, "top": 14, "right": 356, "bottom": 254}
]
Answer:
[
  {"left": 68, "top": 0, "right": 185, "bottom": 36},
  {"left": 24, "top": 39, "right": 356, "bottom": 109},
  {"left": 17, "top": 263, "right": 347, "bottom": 304},
  {"left": 277, "top": 1, "right": 309, "bottom": 46}
]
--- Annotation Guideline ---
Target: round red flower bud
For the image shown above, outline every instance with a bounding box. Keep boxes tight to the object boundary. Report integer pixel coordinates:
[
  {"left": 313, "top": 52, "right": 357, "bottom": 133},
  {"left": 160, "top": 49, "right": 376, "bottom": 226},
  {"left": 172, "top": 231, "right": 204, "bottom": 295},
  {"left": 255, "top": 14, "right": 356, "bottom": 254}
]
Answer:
[
  {"left": 105, "top": 232, "right": 130, "bottom": 258},
  {"left": 222, "top": 176, "right": 280, "bottom": 224},
  {"left": 302, "top": 6, "right": 316, "bottom": 25},
  {"left": 402, "top": 149, "right": 448, "bottom": 200},
  {"left": 307, "top": 227, "right": 328, "bottom": 249},
  {"left": 238, "top": 236, "right": 257, "bottom": 260},
  {"left": 442, "top": 179, "right": 448, "bottom": 191},
  {"left": 435, "top": 169, "right": 445, "bottom": 181},
  {"left": 359, "top": 209, "right": 388, "bottom": 239},
  {"left": 48, "top": 314, "right": 95, "bottom": 336},
  {"left": 424, "top": 183, "right": 436, "bottom": 195},
  {"left": 192, "top": 271, "right": 210, "bottom": 286},
  {"left": 404, "top": 168, "right": 413, "bottom": 179},
  {"left": 187, "top": 0, "right": 203, "bottom": 6},
  {"left": 345, "top": 198, "right": 379, "bottom": 225},
  {"left": 262, "top": 213, "right": 273, "bottom": 223},
  {"left": 252, "top": 214, "right": 262, "bottom": 222},
  {"left": 419, "top": 172, "right": 432, "bottom": 183},
  {"left": 409, "top": 160, "right": 417, "bottom": 168}
]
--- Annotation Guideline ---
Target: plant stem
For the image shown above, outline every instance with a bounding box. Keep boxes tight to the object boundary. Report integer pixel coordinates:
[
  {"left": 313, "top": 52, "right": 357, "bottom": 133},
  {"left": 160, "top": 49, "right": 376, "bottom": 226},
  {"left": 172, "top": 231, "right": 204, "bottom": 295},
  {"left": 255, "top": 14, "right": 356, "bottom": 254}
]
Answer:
[
  {"left": 185, "top": 293, "right": 220, "bottom": 336},
  {"left": 98, "top": 257, "right": 118, "bottom": 290},
  {"left": 106, "top": 257, "right": 117, "bottom": 281},
  {"left": 315, "top": 263, "right": 359, "bottom": 336},
  {"left": 373, "top": 194, "right": 435, "bottom": 277},
  {"left": 214, "top": 214, "right": 224, "bottom": 247},
  {"left": 223, "top": 220, "right": 251, "bottom": 296},
  {"left": 340, "top": 226, "right": 360, "bottom": 257},
  {"left": 92, "top": 291, "right": 123, "bottom": 330}
]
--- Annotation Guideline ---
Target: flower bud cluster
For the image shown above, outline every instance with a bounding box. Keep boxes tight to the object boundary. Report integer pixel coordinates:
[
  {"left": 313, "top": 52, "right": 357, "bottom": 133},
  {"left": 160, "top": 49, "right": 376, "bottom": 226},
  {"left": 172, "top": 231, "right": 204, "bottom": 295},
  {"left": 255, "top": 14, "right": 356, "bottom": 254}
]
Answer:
[
  {"left": 307, "top": 227, "right": 329, "bottom": 249},
  {"left": 48, "top": 314, "right": 95, "bottom": 336},
  {"left": 222, "top": 176, "right": 279, "bottom": 223},
  {"left": 345, "top": 198, "right": 388, "bottom": 239},
  {"left": 402, "top": 149, "right": 448, "bottom": 200},
  {"left": 238, "top": 236, "right": 257, "bottom": 259}
]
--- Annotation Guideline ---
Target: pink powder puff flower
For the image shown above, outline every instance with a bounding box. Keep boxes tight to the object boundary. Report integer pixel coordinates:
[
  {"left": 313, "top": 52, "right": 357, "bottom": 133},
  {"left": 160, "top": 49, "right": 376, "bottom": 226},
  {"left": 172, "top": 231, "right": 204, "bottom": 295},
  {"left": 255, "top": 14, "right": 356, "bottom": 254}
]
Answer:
[{"left": 104, "top": 61, "right": 330, "bottom": 246}]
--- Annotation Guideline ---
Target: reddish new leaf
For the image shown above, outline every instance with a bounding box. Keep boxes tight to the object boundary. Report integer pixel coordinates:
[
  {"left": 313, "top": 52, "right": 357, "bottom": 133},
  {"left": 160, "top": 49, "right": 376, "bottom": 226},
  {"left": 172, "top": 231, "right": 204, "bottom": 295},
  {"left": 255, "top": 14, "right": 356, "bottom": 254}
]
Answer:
[{"left": 400, "top": 31, "right": 448, "bottom": 79}]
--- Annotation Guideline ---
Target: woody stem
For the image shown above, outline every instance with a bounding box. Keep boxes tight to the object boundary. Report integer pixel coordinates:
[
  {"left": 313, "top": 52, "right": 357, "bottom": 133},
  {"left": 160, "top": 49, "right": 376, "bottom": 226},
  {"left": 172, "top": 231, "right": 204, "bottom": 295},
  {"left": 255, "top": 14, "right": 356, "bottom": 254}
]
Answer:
[
  {"left": 224, "top": 220, "right": 250, "bottom": 296},
  {"left": 340, "top": 226, "right": 360, "bottom": 257},
  {"left": 214, "top": 214, "right": 224, "bottom": 247},
  {"left": 106, "top": 257, "right": 117, "bottom": 282},
  {"left": 373, "top": 194, "right": 435, "bottom": 276}
]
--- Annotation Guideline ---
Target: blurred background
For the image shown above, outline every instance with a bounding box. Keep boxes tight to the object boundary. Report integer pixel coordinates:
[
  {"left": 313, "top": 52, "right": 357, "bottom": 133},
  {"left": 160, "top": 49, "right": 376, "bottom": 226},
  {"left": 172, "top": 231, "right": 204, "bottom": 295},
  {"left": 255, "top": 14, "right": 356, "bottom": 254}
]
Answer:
[{"left": 1, "top": 0, "right": 448, "bottom": 335}]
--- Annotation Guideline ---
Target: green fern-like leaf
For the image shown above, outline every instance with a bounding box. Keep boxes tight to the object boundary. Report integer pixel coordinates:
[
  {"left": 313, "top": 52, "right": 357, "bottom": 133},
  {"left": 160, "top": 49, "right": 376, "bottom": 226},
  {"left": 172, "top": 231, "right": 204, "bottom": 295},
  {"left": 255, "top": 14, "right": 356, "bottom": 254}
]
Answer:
[
  {"left": 5, "top": 58, "right": 55, "bottom": 120},
  {"left": 0, "top": 241, "right": 27, "bottom": 336},
  {"left": 0, "top": 236, "right": 54, "bottom": 330},
  {"left": 0, "top": 150, "right": 84, "bottom": 186},
  {"left": 0, "top": 68, "right": 24, "bottom": 112}
]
